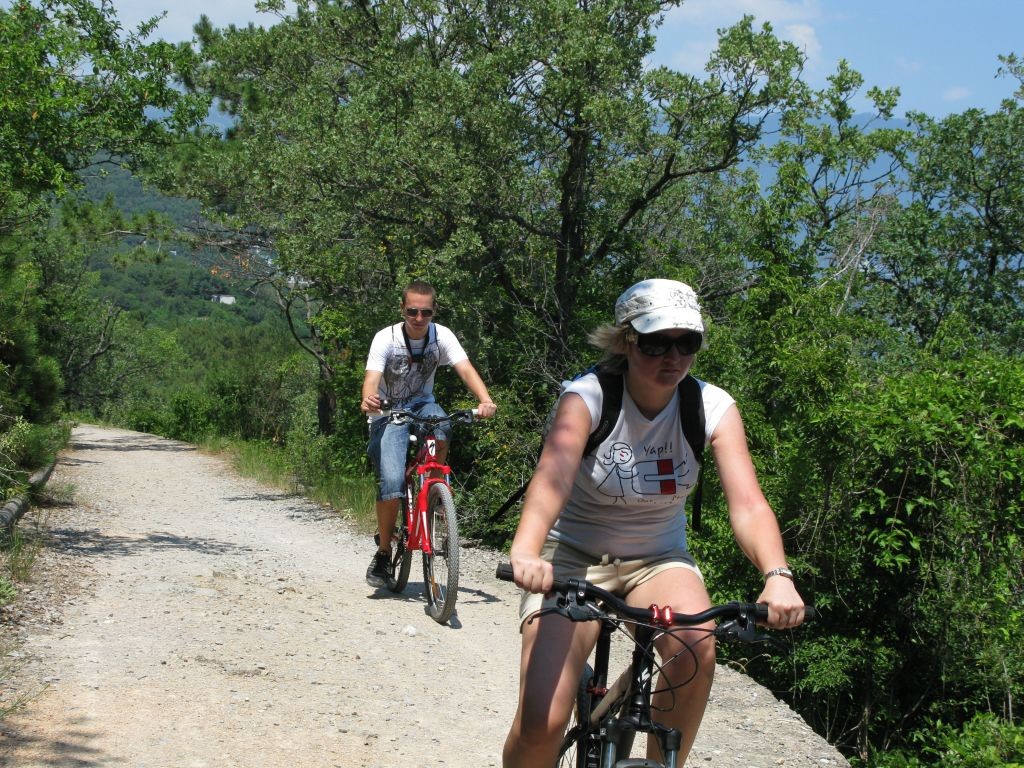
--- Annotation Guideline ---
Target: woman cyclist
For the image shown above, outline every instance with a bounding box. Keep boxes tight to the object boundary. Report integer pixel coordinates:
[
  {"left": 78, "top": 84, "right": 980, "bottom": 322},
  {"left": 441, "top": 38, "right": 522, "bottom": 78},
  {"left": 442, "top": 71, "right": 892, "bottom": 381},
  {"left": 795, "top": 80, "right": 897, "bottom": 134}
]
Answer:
[{"left": 503, "top": 278, "right": 806, "bottom": 767}]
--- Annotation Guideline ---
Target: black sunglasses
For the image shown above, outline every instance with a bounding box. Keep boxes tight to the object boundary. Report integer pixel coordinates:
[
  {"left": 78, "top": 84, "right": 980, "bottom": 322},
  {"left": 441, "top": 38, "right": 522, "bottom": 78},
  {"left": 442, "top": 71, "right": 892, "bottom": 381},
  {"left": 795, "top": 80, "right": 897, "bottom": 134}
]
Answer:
[
  {"left": 634, "top": 331, "right": 702, "bottom": 357},
  {"left": 404, "top": 307, "right": 435, "bottom": 319}
]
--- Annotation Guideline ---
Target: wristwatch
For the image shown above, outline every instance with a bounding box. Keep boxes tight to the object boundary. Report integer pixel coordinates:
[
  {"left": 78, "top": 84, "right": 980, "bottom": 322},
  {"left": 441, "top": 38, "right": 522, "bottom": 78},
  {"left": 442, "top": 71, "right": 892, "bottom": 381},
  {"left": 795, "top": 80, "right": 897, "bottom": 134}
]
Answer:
[{"left": 763, "top": 566, "right": 794, "bottom": 581}]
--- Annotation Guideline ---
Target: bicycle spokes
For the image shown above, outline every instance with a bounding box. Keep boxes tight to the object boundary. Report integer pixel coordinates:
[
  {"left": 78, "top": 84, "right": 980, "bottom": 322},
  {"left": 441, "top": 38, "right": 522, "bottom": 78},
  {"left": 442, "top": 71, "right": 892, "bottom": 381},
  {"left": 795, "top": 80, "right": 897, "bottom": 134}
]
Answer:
[{"left": 422, "top": 483, "right": 459, "bottom": 624}]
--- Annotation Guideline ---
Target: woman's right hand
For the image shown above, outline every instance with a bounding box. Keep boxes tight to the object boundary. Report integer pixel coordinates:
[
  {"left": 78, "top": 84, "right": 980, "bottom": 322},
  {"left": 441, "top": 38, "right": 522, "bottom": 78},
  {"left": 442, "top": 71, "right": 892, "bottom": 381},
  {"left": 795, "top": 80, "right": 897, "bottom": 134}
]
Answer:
[{"left": 510, "top": 552, "right": 554, "bottom": 594}]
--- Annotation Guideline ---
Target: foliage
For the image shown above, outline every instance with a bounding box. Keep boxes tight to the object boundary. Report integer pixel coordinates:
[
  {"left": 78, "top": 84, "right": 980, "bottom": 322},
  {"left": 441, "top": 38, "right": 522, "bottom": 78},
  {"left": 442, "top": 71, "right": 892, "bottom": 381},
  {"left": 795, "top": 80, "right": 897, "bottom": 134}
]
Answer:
[
  {"left": 0, "top": 0, "right": 207, "bottom": 508},
  {"left": 3, "top": 1, "right": 1022, "bottom": 764},
  {"left": 867, "top": 97, "right": 1024, "bottom": 351},
  {"left": 0, "top": 417, "right": 67, "bottom": 501},
  {"left": 869, "top": 714, "right": 1024, "bottom": 768},
  {"left": 709, "top": 332, "right": 1023, "bottom": 761},
  {"left": 0, "top": 0, "right": 206, "bottom": 228},
  {"left": 156, "top": 1, "right": 813, "bottom": 443}
]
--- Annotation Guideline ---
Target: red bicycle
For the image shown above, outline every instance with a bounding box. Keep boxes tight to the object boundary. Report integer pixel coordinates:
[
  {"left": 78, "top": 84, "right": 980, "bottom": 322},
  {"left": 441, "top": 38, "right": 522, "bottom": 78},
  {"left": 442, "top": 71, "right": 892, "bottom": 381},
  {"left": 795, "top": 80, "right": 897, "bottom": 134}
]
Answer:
[{"left": 379, "top": 404, "right": 478, "bottom": 624}]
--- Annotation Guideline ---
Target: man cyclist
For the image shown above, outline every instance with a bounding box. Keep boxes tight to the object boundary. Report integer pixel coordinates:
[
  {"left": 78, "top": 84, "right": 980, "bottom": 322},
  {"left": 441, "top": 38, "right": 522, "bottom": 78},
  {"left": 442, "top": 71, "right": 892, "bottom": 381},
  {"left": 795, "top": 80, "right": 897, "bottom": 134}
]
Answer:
[{"left": 360, "top": 279, "right": 497, "bottom": 587}]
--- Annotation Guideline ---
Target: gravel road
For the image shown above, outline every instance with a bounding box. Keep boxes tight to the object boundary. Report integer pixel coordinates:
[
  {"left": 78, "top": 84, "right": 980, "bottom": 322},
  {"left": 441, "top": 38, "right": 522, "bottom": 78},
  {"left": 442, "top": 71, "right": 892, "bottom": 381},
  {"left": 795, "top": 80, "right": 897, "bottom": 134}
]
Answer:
[{"left": 0, "top": 424, "right": 850, "bottom": 768}]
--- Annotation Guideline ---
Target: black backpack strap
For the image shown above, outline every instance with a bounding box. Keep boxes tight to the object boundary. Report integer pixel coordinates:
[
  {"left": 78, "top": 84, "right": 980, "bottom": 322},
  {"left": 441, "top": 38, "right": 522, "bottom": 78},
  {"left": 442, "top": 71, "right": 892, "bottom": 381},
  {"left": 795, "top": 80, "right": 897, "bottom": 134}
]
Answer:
[
  {"left": 492, "top": 481, "right": 527, "bottom": 521},
  {"left": 585, "top": 367, "right": 623, "bottom": 457},
  {"left": 493, "top": 367, "right": 619, "bottom": 521},
  {"left": 678, "top": 375, "right": 706, "bottom": 531}
]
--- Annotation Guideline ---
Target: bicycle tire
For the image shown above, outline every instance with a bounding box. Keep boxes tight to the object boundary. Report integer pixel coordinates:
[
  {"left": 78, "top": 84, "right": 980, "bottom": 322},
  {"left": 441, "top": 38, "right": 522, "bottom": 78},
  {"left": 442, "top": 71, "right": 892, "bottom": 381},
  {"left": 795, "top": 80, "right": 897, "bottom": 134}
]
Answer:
[
  {"left": 555, "top": 664, "right": 599, "bottom": 768},
  {"left": 386, "top": 493, "right": 413, "bottom": 593},
  {"left": 422, "top": 483, "right": 459, "bottom": 624}
]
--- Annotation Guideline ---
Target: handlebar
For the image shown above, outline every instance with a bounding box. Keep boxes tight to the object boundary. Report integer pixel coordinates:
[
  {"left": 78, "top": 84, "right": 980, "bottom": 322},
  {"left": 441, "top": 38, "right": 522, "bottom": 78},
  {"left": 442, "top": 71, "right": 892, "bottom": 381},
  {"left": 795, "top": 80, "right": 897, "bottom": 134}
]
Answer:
[
  {"left": 495, "top": 563, "right": 816, "bottom": 630},
  {"left": 378, "top": 404, "right": 479, "bottom": 427}
]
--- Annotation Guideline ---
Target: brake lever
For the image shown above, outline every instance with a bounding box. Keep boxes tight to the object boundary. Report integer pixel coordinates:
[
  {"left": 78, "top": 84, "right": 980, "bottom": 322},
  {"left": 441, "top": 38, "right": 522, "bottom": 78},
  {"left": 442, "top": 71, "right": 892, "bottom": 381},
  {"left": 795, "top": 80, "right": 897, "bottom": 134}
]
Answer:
[
  {"left": 715, "top": 618, "right": 791, "bottom": 652},
  {"left": 557, "top": 594, "right": 606, "bottom": 623}
]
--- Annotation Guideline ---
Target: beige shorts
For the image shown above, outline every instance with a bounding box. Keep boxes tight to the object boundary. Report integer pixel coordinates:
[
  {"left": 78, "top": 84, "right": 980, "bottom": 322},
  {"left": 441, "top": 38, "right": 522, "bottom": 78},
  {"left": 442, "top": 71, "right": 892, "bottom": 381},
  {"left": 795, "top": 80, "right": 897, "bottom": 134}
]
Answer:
[{"left": 519, "top": 539, "right": 703, "bottom": 628}]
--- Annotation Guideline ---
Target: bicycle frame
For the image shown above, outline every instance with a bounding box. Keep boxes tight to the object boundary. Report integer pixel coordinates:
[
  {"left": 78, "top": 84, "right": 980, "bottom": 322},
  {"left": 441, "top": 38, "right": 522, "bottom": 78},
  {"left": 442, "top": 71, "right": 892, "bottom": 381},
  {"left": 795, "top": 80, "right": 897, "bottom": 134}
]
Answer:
[
  {"left": 378, "top": 405, "right": 476, "bottom": 624},
  {"left": 577, "top": 608, "right": 687, "bottom": 767},
  {"left": 403, "top": 431, "right": 453, "bottom": 554}
]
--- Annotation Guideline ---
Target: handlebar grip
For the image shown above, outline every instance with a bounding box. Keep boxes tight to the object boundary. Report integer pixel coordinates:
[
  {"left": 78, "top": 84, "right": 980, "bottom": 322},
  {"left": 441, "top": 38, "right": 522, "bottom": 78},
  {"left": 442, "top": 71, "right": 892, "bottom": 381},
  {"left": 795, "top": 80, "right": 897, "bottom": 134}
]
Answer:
[
  {"left": 756, "top": 604, "right": 817, "bottom": 621},
  {"left": 496, "top": 562, "right": 514, "bottom": 582}
]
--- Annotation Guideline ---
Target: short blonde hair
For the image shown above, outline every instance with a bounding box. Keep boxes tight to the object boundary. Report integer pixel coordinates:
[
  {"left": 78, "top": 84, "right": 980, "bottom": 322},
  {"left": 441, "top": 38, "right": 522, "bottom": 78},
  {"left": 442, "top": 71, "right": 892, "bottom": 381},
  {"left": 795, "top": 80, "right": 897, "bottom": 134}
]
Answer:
[{"left": 586, "top": 324, "right": 632, "bottom": 374}]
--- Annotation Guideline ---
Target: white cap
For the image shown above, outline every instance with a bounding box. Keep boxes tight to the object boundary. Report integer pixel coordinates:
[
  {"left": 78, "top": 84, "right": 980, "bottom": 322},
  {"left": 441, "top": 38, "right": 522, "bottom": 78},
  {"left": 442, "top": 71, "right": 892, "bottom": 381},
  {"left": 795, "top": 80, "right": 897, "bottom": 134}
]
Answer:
[{"left": 614, "top": 279, "right": 704, "bottom": 335}]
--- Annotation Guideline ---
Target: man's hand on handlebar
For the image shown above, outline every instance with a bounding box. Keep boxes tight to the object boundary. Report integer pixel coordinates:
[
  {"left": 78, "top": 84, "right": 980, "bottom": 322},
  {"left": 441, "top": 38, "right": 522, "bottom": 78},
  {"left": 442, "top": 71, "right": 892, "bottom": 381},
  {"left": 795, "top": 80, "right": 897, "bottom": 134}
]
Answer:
[
  {"left": 476, "top": 400, "right": 497, "bottom": 419},
  {"left": 361, "top": 393, "right": 383, "bottom": 414}
]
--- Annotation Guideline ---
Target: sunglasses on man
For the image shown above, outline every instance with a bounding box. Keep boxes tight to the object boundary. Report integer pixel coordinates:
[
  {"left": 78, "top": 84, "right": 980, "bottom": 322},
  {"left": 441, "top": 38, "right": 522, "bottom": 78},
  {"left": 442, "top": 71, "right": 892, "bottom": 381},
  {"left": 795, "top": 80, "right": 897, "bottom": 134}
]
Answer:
[
  {"left": 633, "top": 331, "right": 702, "bottom": 357},
  {"left": 404, "top": 307, "right": 435, "bottom": 319}
]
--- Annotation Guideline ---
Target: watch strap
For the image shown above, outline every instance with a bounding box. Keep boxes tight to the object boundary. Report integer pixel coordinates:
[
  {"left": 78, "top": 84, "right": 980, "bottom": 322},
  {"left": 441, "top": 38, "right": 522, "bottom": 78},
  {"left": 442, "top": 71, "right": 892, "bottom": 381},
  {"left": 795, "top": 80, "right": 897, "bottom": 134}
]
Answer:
[{"left": 764, "top": 566, "right": 794, "bottom": 581}]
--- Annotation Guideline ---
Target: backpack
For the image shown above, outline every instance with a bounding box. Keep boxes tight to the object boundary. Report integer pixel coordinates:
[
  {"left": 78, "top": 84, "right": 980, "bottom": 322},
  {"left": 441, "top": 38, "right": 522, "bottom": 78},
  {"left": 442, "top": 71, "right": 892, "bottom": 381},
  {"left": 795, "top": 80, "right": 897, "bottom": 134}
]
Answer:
[{"left": 496, "top": 365, "right": 708, "bottom": 530}]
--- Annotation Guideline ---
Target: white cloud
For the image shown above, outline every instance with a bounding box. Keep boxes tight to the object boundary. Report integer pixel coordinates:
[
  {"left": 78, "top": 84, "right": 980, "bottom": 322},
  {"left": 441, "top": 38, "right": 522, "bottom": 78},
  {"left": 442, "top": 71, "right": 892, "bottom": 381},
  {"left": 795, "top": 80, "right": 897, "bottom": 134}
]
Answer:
[
  {"left": 657, "top": 0, "right": 823, "bottom": 74},
  {"left": 894, "top": 57, "right": 924, "bottom": 74},
  {"left": 672, "top": 0, "right": 821, "bottom": 26},
  {"left": 783, "top": 23, "right": 822, "bottom": 68},
  {"left": 942, "top": 86, "right": 972, "bottom": 103}
]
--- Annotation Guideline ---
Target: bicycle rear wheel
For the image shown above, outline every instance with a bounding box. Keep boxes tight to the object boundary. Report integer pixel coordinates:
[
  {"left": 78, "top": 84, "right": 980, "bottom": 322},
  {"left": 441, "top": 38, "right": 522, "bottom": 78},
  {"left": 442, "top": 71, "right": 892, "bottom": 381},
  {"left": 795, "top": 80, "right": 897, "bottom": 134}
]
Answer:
[
  {"left": 422, "top": 482, "right": 459, "bottom": 624},
  {"left": 386, "top": 493, "right": 413, "bottom": 593},
  {"left": 556, "top": 664, "right": 599, "bottom": 768}
]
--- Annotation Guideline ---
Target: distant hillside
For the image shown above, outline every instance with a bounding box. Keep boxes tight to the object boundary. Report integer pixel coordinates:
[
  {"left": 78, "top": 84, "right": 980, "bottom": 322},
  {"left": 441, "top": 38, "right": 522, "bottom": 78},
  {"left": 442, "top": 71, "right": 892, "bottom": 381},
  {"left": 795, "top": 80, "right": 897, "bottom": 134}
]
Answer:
[
  {"left": 78, "top": 161, "right": 202, "bottom": 225},
  {"left": 72, "top": 164, "right": 285, "bottom": 332}
]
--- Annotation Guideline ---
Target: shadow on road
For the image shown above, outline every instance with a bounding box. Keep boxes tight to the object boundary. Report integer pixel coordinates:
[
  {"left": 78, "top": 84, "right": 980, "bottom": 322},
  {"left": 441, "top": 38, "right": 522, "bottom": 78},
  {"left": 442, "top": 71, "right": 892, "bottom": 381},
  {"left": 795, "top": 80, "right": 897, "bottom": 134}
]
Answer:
[
  {"left": 0, "top": 714, "right": 107, "bottom": 767},
  {"left": 44, "top": 527, "right": 247, "bottom": 559},
  {"left": 70, "top": 435, "right": 195, "bottom": 453}
]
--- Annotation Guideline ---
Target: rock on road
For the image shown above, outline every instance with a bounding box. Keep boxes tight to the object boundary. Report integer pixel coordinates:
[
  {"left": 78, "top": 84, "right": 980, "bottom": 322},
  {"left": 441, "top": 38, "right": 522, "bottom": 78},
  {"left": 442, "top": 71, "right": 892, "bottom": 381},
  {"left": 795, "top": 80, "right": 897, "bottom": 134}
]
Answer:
[{"left": 0, "top": 424, "right": 849, "bottom": 768}]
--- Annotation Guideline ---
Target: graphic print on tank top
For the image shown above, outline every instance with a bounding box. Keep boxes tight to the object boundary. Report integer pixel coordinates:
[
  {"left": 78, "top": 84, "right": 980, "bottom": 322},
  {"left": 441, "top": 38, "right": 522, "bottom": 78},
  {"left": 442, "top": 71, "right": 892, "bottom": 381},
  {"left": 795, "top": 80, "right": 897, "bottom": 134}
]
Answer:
[
  {"left": 382, "top": 345, "right": 439, "bottom": 403},
  {"left": 594, "top": 438, "right": 696, "bottom": 504}
]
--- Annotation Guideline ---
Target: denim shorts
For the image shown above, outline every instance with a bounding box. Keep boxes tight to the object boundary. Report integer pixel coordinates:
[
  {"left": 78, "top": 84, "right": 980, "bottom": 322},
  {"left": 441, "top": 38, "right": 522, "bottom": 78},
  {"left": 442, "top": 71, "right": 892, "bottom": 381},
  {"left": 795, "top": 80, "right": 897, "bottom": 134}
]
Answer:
[
  {"left": 519, "top": 539, "right": 703, "bottom": 627},
  {"left": 367, "top": 400, "right": 450, "bottom": 501}
]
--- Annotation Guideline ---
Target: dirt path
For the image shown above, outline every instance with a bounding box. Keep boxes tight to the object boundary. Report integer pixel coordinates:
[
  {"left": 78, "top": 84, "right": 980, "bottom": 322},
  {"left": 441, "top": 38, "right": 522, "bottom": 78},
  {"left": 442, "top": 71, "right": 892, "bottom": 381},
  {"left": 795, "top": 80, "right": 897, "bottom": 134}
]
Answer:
[{"left": 0, "top": 424, "right": 849, "bottom": 767}]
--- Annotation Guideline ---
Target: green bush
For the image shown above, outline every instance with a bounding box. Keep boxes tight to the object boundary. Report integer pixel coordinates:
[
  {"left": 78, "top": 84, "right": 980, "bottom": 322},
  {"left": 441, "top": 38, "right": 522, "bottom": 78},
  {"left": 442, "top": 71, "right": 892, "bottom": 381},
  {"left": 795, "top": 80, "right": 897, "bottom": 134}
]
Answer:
[
  {"left": 0, "top": 418, "right": 68, "bottom": 499},
  {"left": 167, "top": 389, "right": 218, "bottom": 442},
  {"left": 869, "top": 715, "right": 1024, "bottom": 768}
]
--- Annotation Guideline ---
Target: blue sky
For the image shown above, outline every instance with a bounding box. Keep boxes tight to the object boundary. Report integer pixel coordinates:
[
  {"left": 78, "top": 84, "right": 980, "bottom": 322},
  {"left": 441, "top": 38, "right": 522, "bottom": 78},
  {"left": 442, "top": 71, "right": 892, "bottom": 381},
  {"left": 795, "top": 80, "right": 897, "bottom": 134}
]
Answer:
[{"left": 113, "top": 0, "right": 1022, "bottom": 118}]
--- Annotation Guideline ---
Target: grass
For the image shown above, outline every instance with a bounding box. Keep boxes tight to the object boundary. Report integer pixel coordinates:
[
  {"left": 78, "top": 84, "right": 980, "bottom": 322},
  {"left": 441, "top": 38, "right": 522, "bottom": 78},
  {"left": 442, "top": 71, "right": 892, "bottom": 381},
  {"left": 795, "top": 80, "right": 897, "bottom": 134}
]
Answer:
[
  {"left": 0, "top": 646, "right": 38, "bottom": 719},
  {"left": 1, "top": 522, "right": 48, "bottom": 720},
  {"left": 1, "top": 526, "right": 43, "bottom": 601},
  {"left": 200, "top": 436, "right": 379, "bottom": 535}
]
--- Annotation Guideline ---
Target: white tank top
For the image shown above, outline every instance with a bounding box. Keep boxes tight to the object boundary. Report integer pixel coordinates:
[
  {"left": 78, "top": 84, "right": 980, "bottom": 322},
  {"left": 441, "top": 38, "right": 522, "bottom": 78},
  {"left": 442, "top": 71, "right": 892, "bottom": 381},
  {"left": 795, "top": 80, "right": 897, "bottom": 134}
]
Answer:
[{"left": 548, "top": 373, "right": 735, "bottom": 559}]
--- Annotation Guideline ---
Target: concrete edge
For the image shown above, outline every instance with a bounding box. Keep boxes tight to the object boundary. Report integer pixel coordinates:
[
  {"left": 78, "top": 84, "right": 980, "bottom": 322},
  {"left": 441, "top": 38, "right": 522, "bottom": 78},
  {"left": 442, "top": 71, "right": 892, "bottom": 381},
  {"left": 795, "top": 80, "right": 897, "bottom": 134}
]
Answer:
[{"left": 1, "top": 460, "right": 57, "bottom": 538}]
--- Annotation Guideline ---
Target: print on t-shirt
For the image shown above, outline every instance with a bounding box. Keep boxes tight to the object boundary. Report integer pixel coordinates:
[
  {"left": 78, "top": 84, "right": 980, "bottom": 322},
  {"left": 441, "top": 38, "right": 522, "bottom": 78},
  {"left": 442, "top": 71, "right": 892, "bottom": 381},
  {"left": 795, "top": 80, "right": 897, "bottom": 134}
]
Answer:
[
  {"left": 594, "top": 438, "right": 695, "bottom": 504},
  {"left": 383, "top": 346, "right": 439, "bottom": 403}
]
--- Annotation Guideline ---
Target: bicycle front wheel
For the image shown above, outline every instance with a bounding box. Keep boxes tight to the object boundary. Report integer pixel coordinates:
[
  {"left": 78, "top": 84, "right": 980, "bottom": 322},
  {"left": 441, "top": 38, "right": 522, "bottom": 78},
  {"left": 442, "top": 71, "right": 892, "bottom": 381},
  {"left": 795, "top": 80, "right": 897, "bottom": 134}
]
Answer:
[
  {"left": 386, "top": 493, "right": 413, "bottom": 593},
  {"left": 556, "top": 664, "right": 597, "bottom": 768},
  {"left": 422, "top": 482, "right": 459, "bottom": 624}
]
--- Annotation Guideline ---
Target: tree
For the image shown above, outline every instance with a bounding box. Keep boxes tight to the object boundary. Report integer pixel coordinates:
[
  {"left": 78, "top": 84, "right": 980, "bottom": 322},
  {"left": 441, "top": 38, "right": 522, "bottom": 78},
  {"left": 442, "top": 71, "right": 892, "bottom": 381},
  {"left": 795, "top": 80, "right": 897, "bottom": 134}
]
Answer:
[
  {"left": 865, "top": 94, "right": 1024, "bottom": 351},
  {"left": 0, "top": 0, "right": 206, "bottom": 230},
  {"left": 0, "top": 0, "right": 206, "bottom": 438},
  {"left": 161, "top": 2, "right": 809, "bottom": 435},
  {"left": 0, "top": 0, "right": 210, "bottom": 502}
]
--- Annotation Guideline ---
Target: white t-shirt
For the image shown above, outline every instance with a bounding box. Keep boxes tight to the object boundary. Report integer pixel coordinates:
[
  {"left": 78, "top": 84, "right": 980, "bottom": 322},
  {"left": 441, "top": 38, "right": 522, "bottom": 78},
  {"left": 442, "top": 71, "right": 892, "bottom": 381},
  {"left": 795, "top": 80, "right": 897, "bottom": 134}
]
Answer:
[
  {"left": 365, "top": 323, "right": 468, "bottom": 416},
  {"left": 548, "top": 373, "right": 735, "bottom": 559}
]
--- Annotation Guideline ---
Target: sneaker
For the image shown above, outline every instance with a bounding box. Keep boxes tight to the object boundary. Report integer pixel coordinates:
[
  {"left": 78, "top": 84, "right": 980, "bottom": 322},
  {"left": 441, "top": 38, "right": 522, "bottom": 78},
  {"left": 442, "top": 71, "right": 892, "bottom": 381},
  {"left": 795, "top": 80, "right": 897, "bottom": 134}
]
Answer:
[{"left": 365, "top": 549, "right": 392, "bottom": 588}]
